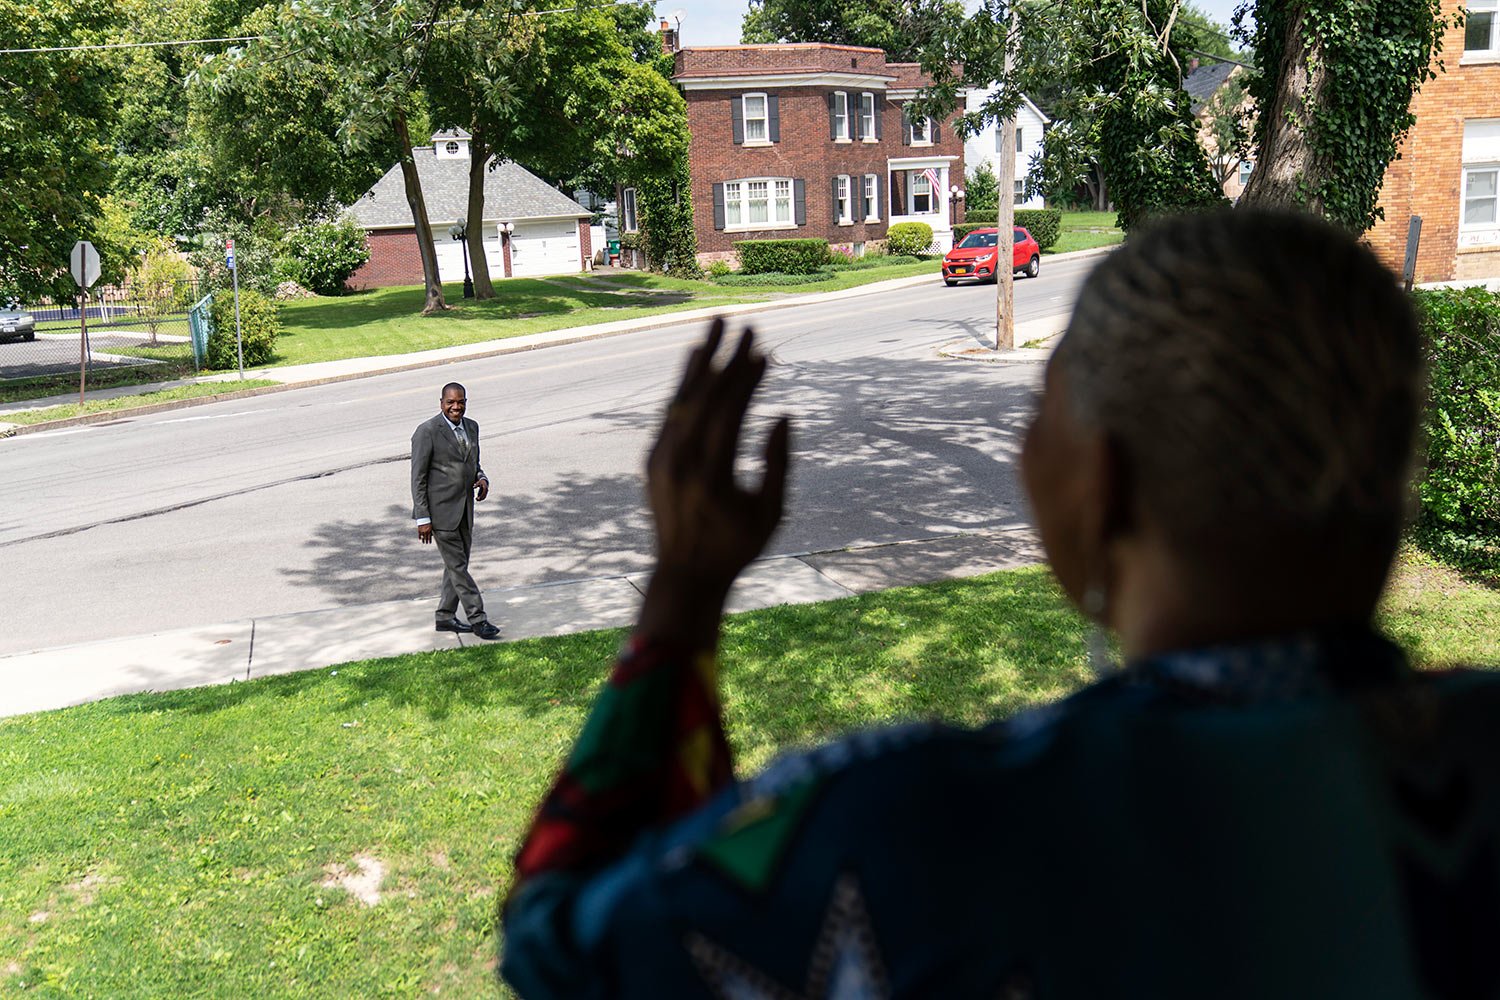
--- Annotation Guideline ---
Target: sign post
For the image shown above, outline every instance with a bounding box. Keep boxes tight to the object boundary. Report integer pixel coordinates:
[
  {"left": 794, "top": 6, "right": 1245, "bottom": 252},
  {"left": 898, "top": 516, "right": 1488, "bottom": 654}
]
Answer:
[
  {"left": 1402, "top": 216, "right": 1423, "bottom": 293},
  {"left": 227, "top": 238, "right": 245, "bottom": 381},
  {"left": 70, "top": 240, "right": 102, "bottom": 405}
]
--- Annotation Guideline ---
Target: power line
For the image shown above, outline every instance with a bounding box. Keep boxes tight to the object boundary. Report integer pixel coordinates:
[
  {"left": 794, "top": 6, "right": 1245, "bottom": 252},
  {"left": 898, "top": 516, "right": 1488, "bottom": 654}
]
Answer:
[{"left": 0, "top": 0, "right": 650, "bottom": 55}]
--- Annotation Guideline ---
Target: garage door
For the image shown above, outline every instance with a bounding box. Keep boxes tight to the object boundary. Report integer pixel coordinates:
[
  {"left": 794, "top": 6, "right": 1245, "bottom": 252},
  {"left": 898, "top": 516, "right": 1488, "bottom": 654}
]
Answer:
[
  {"left": 509, "top": 221, "right": 581, "bottom": 277},
  {"left": 434, "top": 239, "right": 467, "bottom": 283}
]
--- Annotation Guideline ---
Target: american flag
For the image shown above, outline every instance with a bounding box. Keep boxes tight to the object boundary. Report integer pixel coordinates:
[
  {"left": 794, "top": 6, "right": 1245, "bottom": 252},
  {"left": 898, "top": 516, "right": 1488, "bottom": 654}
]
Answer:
[{"left": 922, "top": 167, "right": 943, "bottom": 192}]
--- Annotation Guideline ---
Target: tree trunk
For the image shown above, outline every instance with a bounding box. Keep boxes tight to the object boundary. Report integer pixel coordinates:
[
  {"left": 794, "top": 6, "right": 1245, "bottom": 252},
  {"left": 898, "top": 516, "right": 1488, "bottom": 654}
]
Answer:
[
  {"left": 393, "top": 110, "right": 448, "bottom": 315},
  {"left": 1237, "top": 3, "right": 1328, "bottom": 217},
  {"left": 1094, "top": 166, "right": 1109, "bottom": 213},
  {"left": 467, "top": 128, "right": 496, "bottom": 300}
]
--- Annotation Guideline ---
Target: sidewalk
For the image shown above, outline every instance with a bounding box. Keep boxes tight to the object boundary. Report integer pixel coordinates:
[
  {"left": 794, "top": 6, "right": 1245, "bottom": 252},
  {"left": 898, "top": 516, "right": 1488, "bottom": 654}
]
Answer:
[
  {"left": 0, "top": 527, "right": 1043, "bottom": 718},
  {"left": 0, "top": 247, "right": 1113, "bottom": 430}
]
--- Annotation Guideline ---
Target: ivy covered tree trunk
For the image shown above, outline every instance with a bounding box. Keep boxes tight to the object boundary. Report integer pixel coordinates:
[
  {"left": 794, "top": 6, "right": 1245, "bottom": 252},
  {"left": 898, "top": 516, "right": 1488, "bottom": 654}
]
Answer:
[
  {"left": 393, "top": 111, "right": 448, "bottom": 315},
  {"left": 467, "top": 128, "right": 496, "bottom": 300},
  {"left": 1237, "top": 0, "right": 1451, "bottom": 231},
  {"left": 1237, "top": 4, "right": 1328, "bottom": 217}
]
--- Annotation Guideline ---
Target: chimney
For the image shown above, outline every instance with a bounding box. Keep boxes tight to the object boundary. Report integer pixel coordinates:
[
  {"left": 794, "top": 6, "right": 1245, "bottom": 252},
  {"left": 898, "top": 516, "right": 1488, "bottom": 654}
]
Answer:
[
  {"left": 1188, "top": 57, "right": 1200, "bottom": 73},
  {"left": 660, "top": 19, "right": 679, "bottom": 54}
]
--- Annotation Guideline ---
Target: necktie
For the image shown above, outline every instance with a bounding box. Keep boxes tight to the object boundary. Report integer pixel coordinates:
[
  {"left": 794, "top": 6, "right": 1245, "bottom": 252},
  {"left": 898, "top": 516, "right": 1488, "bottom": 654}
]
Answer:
[{"left": 455, "top": 423, "right": 469, "bottom": 453}]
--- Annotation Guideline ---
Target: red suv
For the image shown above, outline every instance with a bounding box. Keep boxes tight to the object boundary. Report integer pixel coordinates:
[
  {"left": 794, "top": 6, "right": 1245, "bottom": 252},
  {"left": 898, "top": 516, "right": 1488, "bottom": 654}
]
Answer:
[{"left": 942, "top": 227, "right": 1040, "bottom": 286}]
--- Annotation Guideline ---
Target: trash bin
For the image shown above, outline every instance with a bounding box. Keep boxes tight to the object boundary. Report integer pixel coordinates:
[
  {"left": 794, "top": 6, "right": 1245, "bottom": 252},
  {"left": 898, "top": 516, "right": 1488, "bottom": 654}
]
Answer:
[{"left": 606, "top": 240, "right": 621, "bottom": 266}]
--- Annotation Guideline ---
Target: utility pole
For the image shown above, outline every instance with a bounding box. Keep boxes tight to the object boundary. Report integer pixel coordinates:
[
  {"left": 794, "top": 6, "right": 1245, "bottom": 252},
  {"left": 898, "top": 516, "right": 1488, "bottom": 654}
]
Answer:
[{"left": 995, "top": 13, "right": 1018, "bottom": 351}]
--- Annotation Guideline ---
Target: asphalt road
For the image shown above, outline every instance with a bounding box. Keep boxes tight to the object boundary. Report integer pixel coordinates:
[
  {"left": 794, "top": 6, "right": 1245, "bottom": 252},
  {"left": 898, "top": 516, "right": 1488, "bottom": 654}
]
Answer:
[{"left": 0, "top": 260, "right": 1096, "bottom": 656}]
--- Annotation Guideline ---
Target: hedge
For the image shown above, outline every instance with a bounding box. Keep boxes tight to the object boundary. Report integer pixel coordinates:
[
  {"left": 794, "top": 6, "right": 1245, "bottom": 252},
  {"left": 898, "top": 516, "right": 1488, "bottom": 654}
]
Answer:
[
  {"left": 827, "top": 254, "right": 923, "bottom": 271},
  {"left": 959, "top": 209, "right": 1063, "bottom": 251},
  {"left": 1412, "top": 287, "right": 1500, "bottom": 578},
  {"left": 885, "top": 222, "right": 934, "bottom": 257},
  {"left": 735, "top": 239, "right": 830, "bottom": 275},
  {"left": 206, "top": 289, "right": 281, "bottom": 369}
]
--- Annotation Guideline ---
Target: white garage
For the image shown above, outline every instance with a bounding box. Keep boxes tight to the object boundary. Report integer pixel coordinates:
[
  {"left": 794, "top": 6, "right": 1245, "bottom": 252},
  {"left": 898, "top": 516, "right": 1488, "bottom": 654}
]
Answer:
[
  {"left": 347, "top": 128, "right": 594, "bottom": 288},
  {"left": 508, "top": 220, "right": 582, "bottom": 277}
]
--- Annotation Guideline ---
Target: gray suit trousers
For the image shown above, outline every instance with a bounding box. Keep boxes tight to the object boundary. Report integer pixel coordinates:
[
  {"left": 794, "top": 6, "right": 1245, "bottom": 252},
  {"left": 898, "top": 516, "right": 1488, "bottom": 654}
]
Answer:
[{"left": 433, "top": 517, "right": 487, "bottom": 625}]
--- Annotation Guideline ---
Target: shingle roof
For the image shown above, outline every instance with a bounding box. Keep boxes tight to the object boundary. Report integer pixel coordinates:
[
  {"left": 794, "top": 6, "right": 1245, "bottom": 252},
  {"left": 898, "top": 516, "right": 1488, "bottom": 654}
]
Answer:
[
  {"left": 1183, "top": 61, "right": 1239, "bottom": 114},
  {"left": 348, "top": 146, "right": 590, "bottom": 229}
]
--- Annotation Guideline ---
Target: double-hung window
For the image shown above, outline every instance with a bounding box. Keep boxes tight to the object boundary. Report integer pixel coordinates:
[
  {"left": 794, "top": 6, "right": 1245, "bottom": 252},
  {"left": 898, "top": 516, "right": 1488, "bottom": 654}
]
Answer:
[
  {"left": 1461, "top": 121, "right": 1500, "bottom": 247},
  {"left": 724, "top": 177, "right": 795, "bottom": 230},
  {"left": 836, "top": 175, "right": 851, "bottom": 223},
  {"left": 833, "top": 92, "right": 850, "bottom": 140},
  {"left": 1466, "top": 0, "right": 1499, "bottom": 57},
  {"left": 910, "top": 116, "right": 932, "bottom": 145},
  {"left": 744, "top": 94, "right": 769, "bottom": 142},
  {"left": 1238, "top": 159, "right": 1254, "bottom": 188},
  {"left": 1463, "top": 165, "right": 1499, "bottom": 240},
  {"left": 860, "top": 93, "right": 877, "bottom": 140},
  {"left": 911, "top": 172, "right": 933, "bottom": 214},
  {"left": 863, "top": 174, "right": 878, "bottom": 221}
]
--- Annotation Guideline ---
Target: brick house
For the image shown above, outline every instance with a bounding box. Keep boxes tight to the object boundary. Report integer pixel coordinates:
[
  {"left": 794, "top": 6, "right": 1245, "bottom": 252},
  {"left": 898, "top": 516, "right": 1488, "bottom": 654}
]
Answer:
[
  {"left": 1367, "top": 0, "right": 1500, "bottom": 283},
  {"left": 664, "top": 44, "right": 967, "bottom": 266},
  {"left": 346, "top": 129, "right": 593, "bottom": 289}
]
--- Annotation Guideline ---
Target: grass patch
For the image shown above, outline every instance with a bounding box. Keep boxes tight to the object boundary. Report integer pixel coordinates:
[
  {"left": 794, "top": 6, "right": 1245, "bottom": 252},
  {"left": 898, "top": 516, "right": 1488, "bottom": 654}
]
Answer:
[
  {"left": 2, "top": 553, "right": 1493, "bottom": 995},
  {"left": 1048, "top": 211, "right": 1124, "bottom": 255},
  {"left": 0, "top": 381, "right": 279, "bottom": 426},
  {"left": 1, "top": 361, "right": 201, "bottom": 406}
]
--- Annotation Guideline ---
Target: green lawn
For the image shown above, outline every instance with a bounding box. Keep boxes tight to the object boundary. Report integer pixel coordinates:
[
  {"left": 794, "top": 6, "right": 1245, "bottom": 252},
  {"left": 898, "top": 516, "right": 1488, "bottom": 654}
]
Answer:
[
  {"left": 3, "top": 554, "right": 1495, "bottom": 996},
  {"left": 0, "top": 381, "right": 278, "bottom": 427},
  {"left": 263, "top": 261, "right": 937, "bottom": 370},
  {"left": 1049, "top": 210, "right": 1124, "bottom": 255}
]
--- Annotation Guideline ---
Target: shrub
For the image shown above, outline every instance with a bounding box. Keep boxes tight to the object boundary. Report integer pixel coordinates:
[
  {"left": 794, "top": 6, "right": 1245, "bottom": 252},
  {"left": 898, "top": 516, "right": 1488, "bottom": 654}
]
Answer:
[
  {"left": 206, "top": 289, "right": 281, "bottom": 369},
  {"left": 711, "top": 269, "right": 834, "bottom": 287},
  {"left": 707, "top": 259, "right": 733, "bottom": 277},
  {"left": 190, "top": 208, "right": 281, "bottom": 295},
  {"left": 835, "top": 254, "right": 923, "bottom": 271},
  {"left": 964, "top": 210, "right": 997, "bottom": 225},
  {"left": 885, "top": 222, "right": 934, "bottom": 257},
  {"left": 1411, "top": 287, "right": 1500, "bottom": 578},
  {"left": 1015, "top": 209, "right": 1063, "bottom": 251},
  {"left": 965, "top": 164, "right": 1000, "bottom": 214},
  {"left": 735, "top": 239, "right": 831, "bottom": 275},
  {"left": 279, "top": 217, "right": 370, "bottom": 295}
]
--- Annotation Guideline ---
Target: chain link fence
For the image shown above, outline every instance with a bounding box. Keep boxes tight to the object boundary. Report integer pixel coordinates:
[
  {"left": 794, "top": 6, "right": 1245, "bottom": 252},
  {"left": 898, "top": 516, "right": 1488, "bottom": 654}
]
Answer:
[{"left": 1, "top": 280, "right": 210, "bottom": 398}]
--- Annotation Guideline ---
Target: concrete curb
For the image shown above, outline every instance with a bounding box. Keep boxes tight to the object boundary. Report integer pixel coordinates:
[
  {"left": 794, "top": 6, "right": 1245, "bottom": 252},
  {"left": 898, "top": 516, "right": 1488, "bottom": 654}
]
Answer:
[{"left": 2, "top": 246, "right": 1116, "bottom": 439}]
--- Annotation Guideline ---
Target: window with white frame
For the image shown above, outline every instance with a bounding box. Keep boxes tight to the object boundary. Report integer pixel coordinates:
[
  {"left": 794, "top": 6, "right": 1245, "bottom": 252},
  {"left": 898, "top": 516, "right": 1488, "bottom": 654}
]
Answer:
[
  {"left": 833, "top": 92, "right": 849, "bottom": 140},
  {"left": 910, "top": 115, "right": 933, "bottom": 144},
  {"left": 863, "top": 174, "right": 878, "bottom": 220},
  {"left": 744, "top": 93, "right": 769, "bottom": 142},
  {"left": 1461, "top": 120, "right": 1500, "bottom": 246},
  {"left": 860, "top": 93, "right": 876, "bottom": 139},
  {"left": 1463, "top": 165, "right": 1499, "bottom": 237},
  {"left": 836, "top": 175, "right": 851, "bottom": 223},
  {"left": 622, "top": 188, "right": 638, "bottom": 232},
  {"left": 1016, "top": 129, "right": 1024, "bottom": 152},
  {"left": 911, "top": 172, "right": 933, "bottom": 214},
  {"left": 724, "top": 177, "right": 795, "bottom": 229},
  {"left": 1238, "top": 159, "right": 1254, "bottom": 187},
  {"left": 1014, "top": 179, "right": 1025, "bottom": 199},
  {"left": 1466, "top": 0, "right": 1499, "bottom": 56}
]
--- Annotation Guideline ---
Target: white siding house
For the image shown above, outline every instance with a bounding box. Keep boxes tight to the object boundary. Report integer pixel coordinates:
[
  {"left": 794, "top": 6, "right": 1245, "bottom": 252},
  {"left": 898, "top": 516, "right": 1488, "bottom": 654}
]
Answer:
[{"left": 963, "top": 89, "right": 1050, "bottom": 210}]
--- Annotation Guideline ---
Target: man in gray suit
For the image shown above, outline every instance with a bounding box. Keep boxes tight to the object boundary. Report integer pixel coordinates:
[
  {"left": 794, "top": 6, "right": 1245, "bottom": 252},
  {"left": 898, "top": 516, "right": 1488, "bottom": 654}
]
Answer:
[{"left": 411, "top": 382, "right": 501, "bottom": 640}]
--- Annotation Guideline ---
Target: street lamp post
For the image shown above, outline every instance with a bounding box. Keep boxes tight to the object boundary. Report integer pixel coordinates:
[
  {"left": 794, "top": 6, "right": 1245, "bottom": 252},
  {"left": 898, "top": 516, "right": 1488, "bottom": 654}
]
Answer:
[
  {"left": 948, "top": 184, "right": 965, "bottom": 248},
  {"left": 498, "top": 221, "right": 514, "bottom": 279},
  {"left": 449, "top": 222, "right": 474, "bottom": 299}
]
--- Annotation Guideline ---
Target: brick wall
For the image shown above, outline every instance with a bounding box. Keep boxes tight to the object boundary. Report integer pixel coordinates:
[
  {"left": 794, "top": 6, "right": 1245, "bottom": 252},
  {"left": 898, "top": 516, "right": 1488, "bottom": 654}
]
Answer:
[
  {"left": 1368, "top": 5, "right": 1500, "bottom": 282},
  {"left": 347, "top": 228, "right": 425, "bottom": 289},
  {"left": 579, "top": 221, "right": 593, "bottom": 269},
  {"left": 683, "top": 85, "right": 966, "bottom": 260}
]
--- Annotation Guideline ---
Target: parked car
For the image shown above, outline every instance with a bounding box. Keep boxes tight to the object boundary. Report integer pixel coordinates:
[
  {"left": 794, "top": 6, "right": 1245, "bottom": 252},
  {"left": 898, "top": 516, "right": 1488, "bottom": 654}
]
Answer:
[
  {"left": 942, "top": 227, "right": 1041, "bottom": 286},
  {"left": 0, "top": 306, "right": 36, "bottom": 342}
]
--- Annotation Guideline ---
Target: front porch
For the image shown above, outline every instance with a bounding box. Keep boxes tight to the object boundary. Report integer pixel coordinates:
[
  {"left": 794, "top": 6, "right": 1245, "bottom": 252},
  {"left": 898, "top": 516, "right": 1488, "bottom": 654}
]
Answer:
[{"left": 888, "top": 155, "right": 962, "bottom": 252}]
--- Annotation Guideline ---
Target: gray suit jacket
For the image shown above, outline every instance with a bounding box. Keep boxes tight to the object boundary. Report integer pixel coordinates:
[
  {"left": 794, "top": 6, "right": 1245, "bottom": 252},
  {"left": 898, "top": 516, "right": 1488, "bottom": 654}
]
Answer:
[{"left": 411, "top": 413, "right": 487, "bottom": 532}]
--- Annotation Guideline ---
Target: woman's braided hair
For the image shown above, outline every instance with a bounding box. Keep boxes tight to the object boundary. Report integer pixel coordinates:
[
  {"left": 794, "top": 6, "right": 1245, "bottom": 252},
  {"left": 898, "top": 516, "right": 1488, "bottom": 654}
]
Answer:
[{"left": 1054, "top": 210, "right": 1423, "bottom": 554}]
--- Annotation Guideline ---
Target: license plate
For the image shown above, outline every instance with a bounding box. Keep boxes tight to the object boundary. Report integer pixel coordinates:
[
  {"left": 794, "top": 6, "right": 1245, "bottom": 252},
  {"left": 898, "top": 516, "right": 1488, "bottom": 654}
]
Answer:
[
  {"left": 952, "top": 267, "right": 970, "bottom": 275},
  {"left": 1, "top": 325, "right": 14, "bottom": 333}
]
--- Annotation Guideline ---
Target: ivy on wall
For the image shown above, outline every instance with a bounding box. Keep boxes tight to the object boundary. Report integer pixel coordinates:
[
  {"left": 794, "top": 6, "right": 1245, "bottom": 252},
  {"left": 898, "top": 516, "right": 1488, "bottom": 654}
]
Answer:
[{"left": 636, "top": 161, "right": 702, "bottom": 278}]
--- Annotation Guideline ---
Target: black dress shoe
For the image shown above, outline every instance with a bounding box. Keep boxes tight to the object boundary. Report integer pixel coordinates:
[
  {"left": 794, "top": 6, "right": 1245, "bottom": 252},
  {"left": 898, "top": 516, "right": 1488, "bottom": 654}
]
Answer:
[
  {"left": 471, "top": 621, "right": 502, "bottom": 641},
  {"left": 435, "top": 619, "right": 473, "bottom": 633}
]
